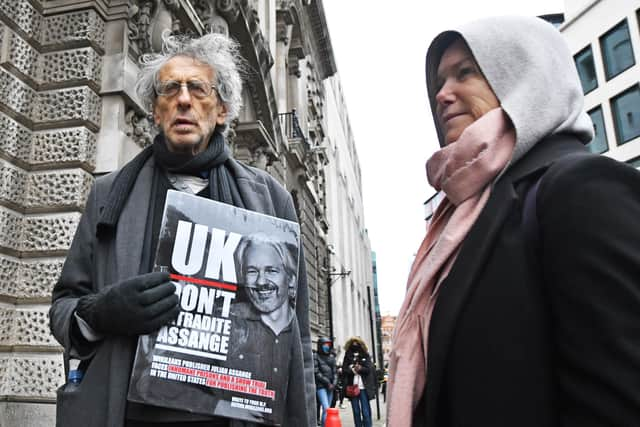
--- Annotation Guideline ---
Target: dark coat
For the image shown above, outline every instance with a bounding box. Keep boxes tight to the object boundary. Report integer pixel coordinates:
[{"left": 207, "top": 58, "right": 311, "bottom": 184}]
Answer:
[
  {"left": 49, "top": 157, "right": 316, "bottom": 427},
  {"left": 416, "top": 136, "right": 640, "bottom": 426},
  {"left": 342, "top": 340, "right": 376, "bottom": 400},
  {"left": 313, "top": 351, "right": 337, "bottom": 390}
]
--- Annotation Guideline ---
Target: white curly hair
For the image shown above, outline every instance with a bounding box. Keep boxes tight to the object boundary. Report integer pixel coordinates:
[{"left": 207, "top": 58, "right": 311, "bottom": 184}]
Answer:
[{"left": 135, "top": 31, "right": 245, "bottom": 131}]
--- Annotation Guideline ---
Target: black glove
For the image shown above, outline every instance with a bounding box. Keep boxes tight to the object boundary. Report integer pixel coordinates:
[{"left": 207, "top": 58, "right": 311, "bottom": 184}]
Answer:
[{"left": 76, "top": 272, "right": 180, "bottom": 336}]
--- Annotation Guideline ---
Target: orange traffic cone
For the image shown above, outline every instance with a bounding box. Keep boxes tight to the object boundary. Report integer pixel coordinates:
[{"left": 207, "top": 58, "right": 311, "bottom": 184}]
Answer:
[{"left": 325, "top": 407, "right": 342, "bottom": 427}]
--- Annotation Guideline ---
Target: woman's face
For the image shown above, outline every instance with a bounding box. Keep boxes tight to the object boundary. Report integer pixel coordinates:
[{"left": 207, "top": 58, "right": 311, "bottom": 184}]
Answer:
[{"left": 434, "top": 39, "right": 500, "bottom": 145}]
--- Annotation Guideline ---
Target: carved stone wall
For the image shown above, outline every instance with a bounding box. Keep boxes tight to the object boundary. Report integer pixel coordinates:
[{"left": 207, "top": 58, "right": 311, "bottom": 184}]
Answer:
[
  {"left": 274, "top": 0, "right": 335, "bottom": 339},
  {"left": 0, "top": 0, "right": 102, "bottom": 425}
]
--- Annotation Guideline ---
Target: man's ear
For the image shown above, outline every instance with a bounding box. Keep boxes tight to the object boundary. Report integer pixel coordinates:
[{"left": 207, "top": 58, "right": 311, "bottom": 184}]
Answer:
[{"left": 216, "top": 103, "right": 228, "bottom": 125}]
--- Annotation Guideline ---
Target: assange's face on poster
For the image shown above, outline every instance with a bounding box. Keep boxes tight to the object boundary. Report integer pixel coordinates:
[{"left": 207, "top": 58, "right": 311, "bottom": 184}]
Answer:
[{"left": 244, "top": 244, "right": 291, "bottom": 313}]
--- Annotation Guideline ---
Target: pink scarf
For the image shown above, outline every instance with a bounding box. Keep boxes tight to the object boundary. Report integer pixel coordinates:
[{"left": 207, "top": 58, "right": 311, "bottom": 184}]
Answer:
[{"left": 386, "top": 108, "right": 515, "bottom": 427}]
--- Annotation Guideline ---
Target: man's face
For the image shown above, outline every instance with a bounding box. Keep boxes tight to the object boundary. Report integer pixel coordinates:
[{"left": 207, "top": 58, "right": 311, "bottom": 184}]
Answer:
[
  {"left": 153, "top": 56, "right": 227, "bottom": 154},
  {"left": 244, "top": 244, "right": 291, "bottom": 314}
]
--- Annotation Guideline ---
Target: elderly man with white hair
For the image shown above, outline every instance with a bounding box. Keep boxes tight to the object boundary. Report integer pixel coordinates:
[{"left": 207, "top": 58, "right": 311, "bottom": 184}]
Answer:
[{"left": 50, "top": 32, "right": 315, "bottom": 427}]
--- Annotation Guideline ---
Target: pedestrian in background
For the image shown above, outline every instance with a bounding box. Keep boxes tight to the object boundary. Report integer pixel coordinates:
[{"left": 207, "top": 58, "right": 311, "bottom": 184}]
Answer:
[
  {"left": 380, "top": 364, "right": 388, "bottom": 403},
  {"left": 314, "top": 337, "right": 337, "bottom": 426},
  {"left": 334, "top": 365, "right": 346, "bottom": 409},
  {"left": 342, "top": 337, "right": 376, "bottom": 427},
  {"left": 387, "top": 15, "right": 640, "bottom": 427}
]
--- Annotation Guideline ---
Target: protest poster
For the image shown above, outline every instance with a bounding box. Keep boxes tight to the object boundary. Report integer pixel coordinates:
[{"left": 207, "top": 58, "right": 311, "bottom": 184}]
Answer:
[{"left": 128, "top": 190, "right": 300, "bottom": 425}]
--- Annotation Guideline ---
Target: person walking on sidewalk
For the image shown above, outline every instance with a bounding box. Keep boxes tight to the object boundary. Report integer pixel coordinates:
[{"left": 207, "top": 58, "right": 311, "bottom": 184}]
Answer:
[
  {"left": 314, "top": 337, "right": 337, "bottom": 426},
  {"left": 342, "top": 337, "right": 376, "bottom": 427}
]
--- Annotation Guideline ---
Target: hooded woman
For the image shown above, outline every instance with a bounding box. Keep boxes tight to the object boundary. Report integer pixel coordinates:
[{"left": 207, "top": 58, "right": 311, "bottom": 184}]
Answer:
[
  {"left": 387, "top": 15, "right": 640, "bottom": 427},
  {"left": 342, "top": 337, "right": 377, "bottom": 427},
  {"left": 313, "top": 337, "right": 337, "bottom": 426}
]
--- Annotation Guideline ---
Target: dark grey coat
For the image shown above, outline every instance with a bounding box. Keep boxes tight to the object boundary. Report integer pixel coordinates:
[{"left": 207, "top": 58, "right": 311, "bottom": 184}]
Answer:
[
  {"left": 49, "top": 157, "right": 316, "bottom": 427},
  {"left": 313, "top": 351, "right": 336, "bottom": 390}
]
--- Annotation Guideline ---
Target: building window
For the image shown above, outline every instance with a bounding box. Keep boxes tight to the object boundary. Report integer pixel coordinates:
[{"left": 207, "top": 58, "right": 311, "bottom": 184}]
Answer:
[
  {"left": 611, "top": 85, "right": 640, "bottom": 144},
  {"left": 628, "top": 156, "right": 640, "bottom": 168},
  {"left": 575, "top": 46, "right": 598, "bottom": 94},
  {"left": 587, "top": 106, "right": 608, "bottom": 153},
  {"left": 600, "top": 20, "right": 635, "bottom": 80}
]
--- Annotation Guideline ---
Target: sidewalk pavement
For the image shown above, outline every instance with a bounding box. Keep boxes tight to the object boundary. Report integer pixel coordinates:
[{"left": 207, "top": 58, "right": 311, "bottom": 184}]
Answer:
[{"left": 334, "top": 394, "right": 386, "bottom": 427}]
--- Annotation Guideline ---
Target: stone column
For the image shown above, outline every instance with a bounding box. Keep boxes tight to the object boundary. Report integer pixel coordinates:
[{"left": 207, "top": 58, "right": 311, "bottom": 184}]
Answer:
[
  {"left": 275, "top": 21, "right": 292, "bottom": 114},
  {"left": 0, "top": 1, "right": 104, "bottom": 426}
]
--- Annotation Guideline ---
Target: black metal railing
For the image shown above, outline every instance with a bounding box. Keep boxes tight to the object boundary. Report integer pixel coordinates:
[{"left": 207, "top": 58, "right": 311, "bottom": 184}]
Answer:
[{"left": 278, "top": 110, "right": 307, "bottom": 144}]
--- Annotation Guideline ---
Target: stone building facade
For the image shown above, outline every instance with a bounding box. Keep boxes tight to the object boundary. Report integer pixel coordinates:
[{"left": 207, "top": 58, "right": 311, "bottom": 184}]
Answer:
[
  {"left": 324, "top": 74, "right": 376, "bottom": 364},
  {"left": 560, "top": 0, "right": 640, "bottom": 167},
  {"left": 0, "top": 0, "right": 344, "bottom": 425}
]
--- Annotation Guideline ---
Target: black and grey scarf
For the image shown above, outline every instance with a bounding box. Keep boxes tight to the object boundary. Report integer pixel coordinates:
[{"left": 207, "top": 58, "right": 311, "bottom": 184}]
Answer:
[{"left": 97, "top": 131, "right": 244, "bottom": 236}]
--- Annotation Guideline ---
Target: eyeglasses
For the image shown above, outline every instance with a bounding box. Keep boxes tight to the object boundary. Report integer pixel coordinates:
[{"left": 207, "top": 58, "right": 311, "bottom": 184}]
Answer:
[{"left": 155, "top": 79, "right": 218, "bottom": 99}]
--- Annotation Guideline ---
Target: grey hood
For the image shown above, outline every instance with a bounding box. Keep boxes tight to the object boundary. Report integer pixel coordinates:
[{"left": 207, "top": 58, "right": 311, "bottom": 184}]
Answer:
[{"left": 425, "top": 15, "right": 594, "bottom": 166}]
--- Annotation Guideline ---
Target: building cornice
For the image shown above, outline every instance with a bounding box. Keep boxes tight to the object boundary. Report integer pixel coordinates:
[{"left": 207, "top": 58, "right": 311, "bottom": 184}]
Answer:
[
  {"left": 559, "top": 0, "right": 602, "bottom": 31},
  {"left": 304, "top": 0, "right": 336, "bottom": 79}
]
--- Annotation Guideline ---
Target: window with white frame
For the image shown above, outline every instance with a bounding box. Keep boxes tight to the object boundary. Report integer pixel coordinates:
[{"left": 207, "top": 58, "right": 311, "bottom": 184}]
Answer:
[
  {"left": 575, "top": 46, "right": 598, "bottom": 94},
  {"left": 587, "top": 106, "right": 608, "bottom": 153},
  {"left": 600, "top": 20, "right": 635, "bottom": 80},
  {"left": 611, "top": 85, "right": 640, "bottom": 144}
]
